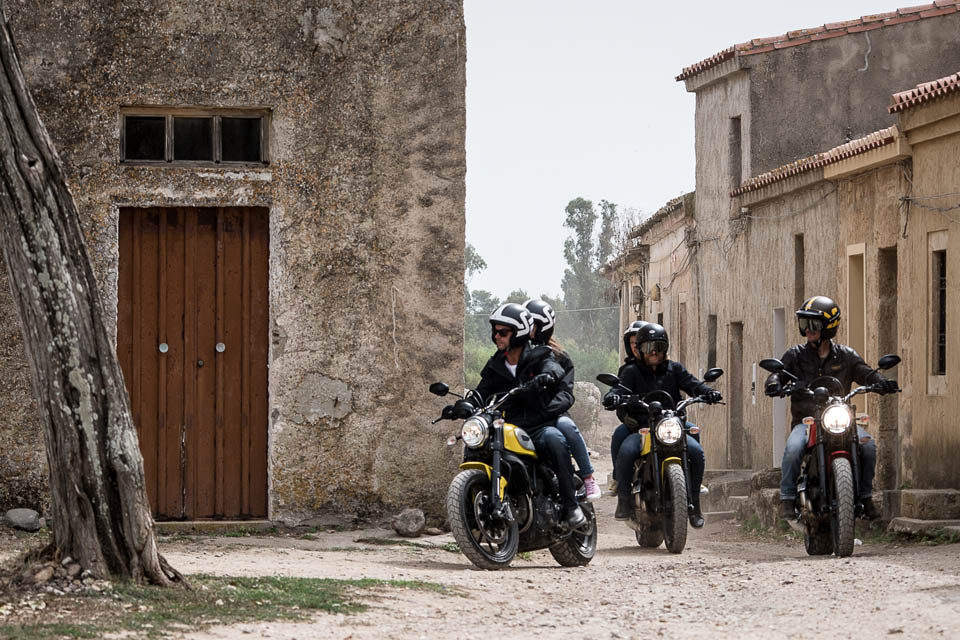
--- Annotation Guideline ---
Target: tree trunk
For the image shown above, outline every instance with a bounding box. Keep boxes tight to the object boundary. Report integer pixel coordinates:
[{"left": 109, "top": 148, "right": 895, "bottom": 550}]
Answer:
[{"left": 0, "top": 4, "right": 180, "bottom": 585}]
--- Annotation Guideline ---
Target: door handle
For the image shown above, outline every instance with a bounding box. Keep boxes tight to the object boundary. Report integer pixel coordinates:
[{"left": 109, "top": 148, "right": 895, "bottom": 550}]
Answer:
[{"left": 197, "top": 360, "right": 204, "bottom": 368}]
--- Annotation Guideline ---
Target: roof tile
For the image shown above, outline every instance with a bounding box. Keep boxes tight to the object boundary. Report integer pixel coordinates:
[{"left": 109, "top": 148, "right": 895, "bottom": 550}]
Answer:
[
  {"left": 848, "top": 21, "right": 886, "bottom": 32},
  {"left": 889, "top": 70, "right": 960, "bottom": 112},
  {"left": 678, "top": 1, "right": 960, "bottom": 81},
  {"left": 731, "top": 127, "right": 899, "bottom": 196},
  {"left": 898, "top": 3, "right": 937, "bottom": 14},
  {"left": 919, "top": 5, "right": 958, "bottom": 16}
]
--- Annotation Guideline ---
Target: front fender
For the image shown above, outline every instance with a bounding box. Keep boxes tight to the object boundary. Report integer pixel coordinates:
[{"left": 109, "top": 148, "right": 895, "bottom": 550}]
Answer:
[
  {"left": 660, "top": 456, "right": 683, "bottom": 479},
  {"left": 459, "top": 462, "right": 508, "bottom": 499}
]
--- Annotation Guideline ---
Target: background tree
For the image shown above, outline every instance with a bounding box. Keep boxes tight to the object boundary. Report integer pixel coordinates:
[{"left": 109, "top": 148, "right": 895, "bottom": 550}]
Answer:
[{"left": 0, "top": 5, "right": 180, "bottom": 585}]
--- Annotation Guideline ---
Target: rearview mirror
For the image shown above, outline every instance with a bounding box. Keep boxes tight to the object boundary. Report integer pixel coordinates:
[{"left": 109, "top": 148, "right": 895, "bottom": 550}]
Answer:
[
  {"left": 429, "top": 382, "right": 449, "bottom": 396},
  {"left": 758, "top": 358, "right": 784, "bottom": 373},
  {"left": 596, "top": 373, "right": 620, "bottom": 388},
  {"left": 877, "top": 354, "right": 901, "bottom": 370},
  {"left": 702, "top": 368, "right": 724, "bottom": 383}
]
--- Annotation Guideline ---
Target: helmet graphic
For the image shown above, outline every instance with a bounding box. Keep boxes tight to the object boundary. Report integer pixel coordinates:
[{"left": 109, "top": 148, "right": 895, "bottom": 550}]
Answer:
[
  {"left": 796, "top": 296, "right": 841, "bottom": 340},
  {"left": 523, "top": 299, "right": 557, "bottom": 343},
  {"left": 489, "top": 303, "right": 533, "bottom": 349}
]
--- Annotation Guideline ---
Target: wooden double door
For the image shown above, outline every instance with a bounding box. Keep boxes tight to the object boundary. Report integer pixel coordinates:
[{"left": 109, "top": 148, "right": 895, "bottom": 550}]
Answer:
[{"left": 118, "top": 207, "right": 269, "bottom": 520}]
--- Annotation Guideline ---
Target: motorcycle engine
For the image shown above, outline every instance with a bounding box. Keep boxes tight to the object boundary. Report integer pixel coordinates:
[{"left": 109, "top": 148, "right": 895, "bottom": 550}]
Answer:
[{"left": 533, "top": 493, "right": 560, "bottom": 534}]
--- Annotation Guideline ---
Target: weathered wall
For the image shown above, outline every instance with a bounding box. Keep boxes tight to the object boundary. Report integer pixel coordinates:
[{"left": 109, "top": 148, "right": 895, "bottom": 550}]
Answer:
[
  {"left": 707, "top": 161, "right": 904, "bottom": 473},
  {"left": 1, "top": 0, "right": 466, "bottom": 521},
  {"left": 745, "top": 12, "right": 960, "bottom": 175},
  {"left": 897, "top": 91, "right": 960, "bottom": 489}
]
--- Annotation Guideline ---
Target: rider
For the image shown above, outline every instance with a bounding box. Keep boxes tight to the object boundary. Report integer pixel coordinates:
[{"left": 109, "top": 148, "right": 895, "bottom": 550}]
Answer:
[
  {"left": 764, "top": 296, "right": 898, "bottom": 521},
  {"left": 474, "top": 303, "right": 586, "bottom": 528},
  {"left": 523, "top": 299, "right": 602, "bottom": 501},
  {"left": 605, "top": 323, "right": 721, "bottom": 527},
  {"left": 607, "top": 320, "right": 648, "bottom": 495}
]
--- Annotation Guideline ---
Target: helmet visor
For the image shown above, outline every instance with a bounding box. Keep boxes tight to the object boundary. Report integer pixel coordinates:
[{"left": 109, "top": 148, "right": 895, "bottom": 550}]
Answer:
[
  {"left": 798, "top": 317, "right": 824, "bottom": 333},
  {"left": 639, "top": 340, "right": 668, "bottom": 355}
]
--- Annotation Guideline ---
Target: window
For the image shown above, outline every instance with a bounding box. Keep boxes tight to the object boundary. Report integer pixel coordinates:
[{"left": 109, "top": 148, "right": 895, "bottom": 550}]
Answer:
[
  {"left": 928, "top": 230, "right": 948, "bottom": 394},
  {"left": 934, "top": 249, "right": 947, "bottom": 376},
  {"left": 121, "top": 109, "right": 268, "bottom": 165},
  {"left": 707, "top": 314, "right": 717, "bottom": 369},
  {"left": 729, "top": 116, "right": 742, "bottom": 189},
  {"left": 794, "top": 233, "right": 805, "bottom": 311}
]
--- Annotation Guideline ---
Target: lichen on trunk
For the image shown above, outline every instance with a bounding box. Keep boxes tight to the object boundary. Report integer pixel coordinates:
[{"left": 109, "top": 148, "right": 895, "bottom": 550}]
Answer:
[{"left": 0, "top": 2, "right": 181, "bottom": 586}]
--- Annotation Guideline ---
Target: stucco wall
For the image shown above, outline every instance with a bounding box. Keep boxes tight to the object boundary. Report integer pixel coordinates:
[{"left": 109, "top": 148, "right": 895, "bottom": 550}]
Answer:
[
  {"left": 745, "top": 12, "right": 960, "bottom": 175},
  {"left": 898, "top": 92, "right": 960, "bottom": 489},
  {"left": 0, "top": 0, "right": 466, "bottom": 522}
]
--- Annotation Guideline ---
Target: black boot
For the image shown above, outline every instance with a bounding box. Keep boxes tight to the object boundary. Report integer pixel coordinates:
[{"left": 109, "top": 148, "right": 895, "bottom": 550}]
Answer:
[
  {"left": 779, "top": 499, "right": 797, "bottom": 521},
  {"left": 861, "top": 497, "right": 881, "bottom": 520},
  {"left": 615, "top": 494, "right": 633, "bottom": 520},
  {"left": 688, "top": 492, "right": 704, "bottom": 529}
]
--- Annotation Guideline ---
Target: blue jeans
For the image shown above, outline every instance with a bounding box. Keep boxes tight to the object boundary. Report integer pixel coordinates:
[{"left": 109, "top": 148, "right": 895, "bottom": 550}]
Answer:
[
  {"left": 610, "top": 423, "right": 631, "bottom": 481},
  {"left": 556, "top": 416, "right": 594, "bottom": 478},
  {"left": 527, "top": 425, "right": 578, "bottom": 509},
  {"left": 614, "top": 426, "right": 704, "bottom": 500},
  {"left": 780, "top": 424, "right": 877, "bottom": 500}
]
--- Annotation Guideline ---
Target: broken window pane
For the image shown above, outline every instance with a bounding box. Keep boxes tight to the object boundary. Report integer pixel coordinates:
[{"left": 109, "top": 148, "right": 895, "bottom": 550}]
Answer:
[
  {"left": 173, "top": 117, "right": 213, "bottom": 161},
  {"left": 124, "top": 116, "right": 165, "bottom": 161},
  {"left": 221, "top": 117, "right": 262, "bottom": 162}
]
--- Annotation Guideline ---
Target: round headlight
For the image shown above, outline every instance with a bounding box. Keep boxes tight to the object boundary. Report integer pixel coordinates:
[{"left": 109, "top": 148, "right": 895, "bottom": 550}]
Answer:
[
  {"left": 822, "top": 405, "right": 852, "bottom": 434},
  {"left": 655, "top": 417, "right": 684, "bottom": 445},
  {"left": 461, "top": 417, "right": 489, "bottom": 448}
]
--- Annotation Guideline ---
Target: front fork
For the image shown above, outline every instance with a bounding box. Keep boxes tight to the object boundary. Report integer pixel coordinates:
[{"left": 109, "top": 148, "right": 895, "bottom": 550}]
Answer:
[{"left": 489, "top": 427, "right": 514, "bottom": 522}]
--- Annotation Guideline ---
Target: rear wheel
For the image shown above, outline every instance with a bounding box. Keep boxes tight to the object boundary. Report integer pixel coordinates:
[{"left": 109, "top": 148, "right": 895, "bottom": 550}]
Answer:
[
  {"left": 549, "top": 502, "right": 597, "bottom": 567},
  {"left": 447, "top": 469, "right": 518, "bottom": 570},
  {"left": 662, "top": 463, "right": 688, "bottom": 554},
  {"left": 831, "top": 457, "right": 856, "bottom": 557}
]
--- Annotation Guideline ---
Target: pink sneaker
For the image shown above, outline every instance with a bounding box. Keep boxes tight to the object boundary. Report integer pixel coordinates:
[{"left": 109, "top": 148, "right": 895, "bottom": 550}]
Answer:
[{"left": 582, "top": 476, "right": 602, "bottom": 501}]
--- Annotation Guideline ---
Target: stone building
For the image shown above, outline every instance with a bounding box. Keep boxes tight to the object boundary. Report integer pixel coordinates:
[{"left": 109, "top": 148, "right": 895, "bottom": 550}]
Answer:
[
  {"left": 0, "top": 1, "right": 466, "bottom": 524},
  {"left": 607, "top": 2, "right": 960, "bottom": 488}
]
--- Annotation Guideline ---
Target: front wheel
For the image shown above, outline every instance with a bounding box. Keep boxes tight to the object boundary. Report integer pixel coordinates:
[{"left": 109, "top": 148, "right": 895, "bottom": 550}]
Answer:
[
  {"left": 635, "top": 525, "right": 664, "bottom": 548},
  {"left": 447, "top": 469, "right": 519, "bottom": 570},
  {"left": 549, "top": 502, "right": 597, "bottom": 567},
  {"left": 662, "top": 463, "right": 688, "bottom": 554},
  {"left": 831, "top": 457, "right": 856, "bottom": 557}
]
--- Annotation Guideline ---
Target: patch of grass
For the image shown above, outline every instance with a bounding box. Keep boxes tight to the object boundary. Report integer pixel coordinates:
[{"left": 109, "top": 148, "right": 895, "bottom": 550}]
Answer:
[
  {"left": 0, "top": 575, "right": 453, "bottom": 640},
  {"left": 440, "top": 542, "right": 460, "bottom": 553},
  {"left": 517, "top": 551, "right": 533, "bottom": 561},
  {"left": 918, "top": 527, "right": 960, "bottom": 545}
]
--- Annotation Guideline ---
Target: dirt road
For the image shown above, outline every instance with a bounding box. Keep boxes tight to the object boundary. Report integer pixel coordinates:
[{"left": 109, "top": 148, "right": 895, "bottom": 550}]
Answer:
[{"left": 165, "top": 499, "right": 960, "bottom": 640}]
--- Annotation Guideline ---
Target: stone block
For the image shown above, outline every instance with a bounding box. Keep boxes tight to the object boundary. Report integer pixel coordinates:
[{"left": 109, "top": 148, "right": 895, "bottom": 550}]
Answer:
[
  {"left": 570, "top": 382, "right": 602, "bottom": 450},
  {"left": 750, "top": 468, "right": 782, "bottom": 491},
  {"left": 898, "top": 489, "right": 960, "bottom": 520},
  {"left": 736, "top": 488, "right": 781, "bottom": 529},
  {"left": 887, "top": 517, "right": 960, "bottom": 535}
]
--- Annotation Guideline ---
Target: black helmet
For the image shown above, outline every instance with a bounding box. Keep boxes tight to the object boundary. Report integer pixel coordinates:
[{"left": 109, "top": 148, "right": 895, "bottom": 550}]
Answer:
[
  {"left": 489, "top": 303, "right": 533, "bottom": 349},
  {"left": 523, "top": 299, "right": 557, "bottom": 343},
  {"left": 636, "top": 322, "right": 669, "bottom": 356},
  {"left": 796, "top": 296, "right": 841, "bottom": 340},
  {"left": 622, "top": 320, "right": 649, "bottom": 357}
]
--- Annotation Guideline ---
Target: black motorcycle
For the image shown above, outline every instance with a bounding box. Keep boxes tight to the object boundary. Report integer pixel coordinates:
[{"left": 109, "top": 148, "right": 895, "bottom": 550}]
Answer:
[
  {"left": 597, "top": 368, "right": 723, "bottom": 554},
  {"left": 429, "top": 381, "right": 597, "bottom": 570},
  {"left": 759, "top": 354, "right": 900, "bottom": 557}
]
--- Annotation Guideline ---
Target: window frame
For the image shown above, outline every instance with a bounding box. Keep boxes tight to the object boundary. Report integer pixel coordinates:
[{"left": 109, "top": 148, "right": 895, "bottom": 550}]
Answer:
[
  {"left": 928, "top": 230, "right": 948, "bottom": 395},
  {"left": 120, "top": 107, "right": 270, "bottom": 167}
]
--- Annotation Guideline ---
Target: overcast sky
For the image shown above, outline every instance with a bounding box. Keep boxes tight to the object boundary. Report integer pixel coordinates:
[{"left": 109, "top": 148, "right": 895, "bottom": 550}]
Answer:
[{"left": 464, "top": 0, "right": 907, "bottom": 302}]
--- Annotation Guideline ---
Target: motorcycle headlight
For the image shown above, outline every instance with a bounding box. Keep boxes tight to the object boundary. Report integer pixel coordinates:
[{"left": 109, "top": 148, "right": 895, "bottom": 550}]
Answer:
[
  {"left": 821, "top": 405, "right": 852, "bottom": 435},
  {"left": 655, "top": 417, "right": 684, "bottom": 445},
  {"left": 461, "top": 417, "right": 489, "bottom": 448}
]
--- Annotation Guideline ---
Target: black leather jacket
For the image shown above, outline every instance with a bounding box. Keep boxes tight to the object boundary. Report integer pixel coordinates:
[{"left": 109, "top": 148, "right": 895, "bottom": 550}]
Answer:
[
  {"left": 766, "top": 341, "right": 887, "bottom": 425},
  {"left": 474, "top": 343, "right": 574, "bottom": 430},
  {"left": 603, "top": 359, "right": 713, "bottom": 407}
]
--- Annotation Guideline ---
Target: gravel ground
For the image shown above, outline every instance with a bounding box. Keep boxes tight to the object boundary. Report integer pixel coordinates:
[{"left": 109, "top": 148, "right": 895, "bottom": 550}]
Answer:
[{"left": 163, "top": 497, "right": 960, "bottom": 639}]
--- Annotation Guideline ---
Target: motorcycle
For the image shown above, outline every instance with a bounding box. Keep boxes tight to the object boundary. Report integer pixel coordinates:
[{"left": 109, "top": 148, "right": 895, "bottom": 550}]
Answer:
[
  {"left": 429, "top": 381, "right": 597, "bottom": 570},
  {"left": 596, "top": 368, "right": 724, "bottom": 554},
  {"left": 758, "top": 354, "right": 901, "bottom": 557}
]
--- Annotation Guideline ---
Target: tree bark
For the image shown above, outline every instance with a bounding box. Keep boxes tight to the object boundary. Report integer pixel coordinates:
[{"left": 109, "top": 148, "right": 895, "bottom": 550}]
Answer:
[{"left": 0, "top": 4, "right": 180, "bottom": 585}]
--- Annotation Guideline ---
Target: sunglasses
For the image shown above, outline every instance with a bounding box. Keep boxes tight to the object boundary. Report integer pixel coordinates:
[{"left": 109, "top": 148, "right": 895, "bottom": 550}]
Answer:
[
  {"left": 639, "top": 341, "right": 667, "bottom": 355},
  {"left": 798, "top": 317, "right": 824, "bottom": 333},
  {"left": 492, "top": 328, "right": 513, "bottom": 338}
]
